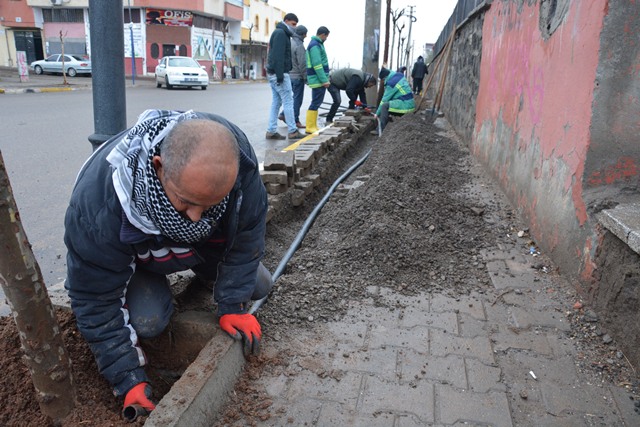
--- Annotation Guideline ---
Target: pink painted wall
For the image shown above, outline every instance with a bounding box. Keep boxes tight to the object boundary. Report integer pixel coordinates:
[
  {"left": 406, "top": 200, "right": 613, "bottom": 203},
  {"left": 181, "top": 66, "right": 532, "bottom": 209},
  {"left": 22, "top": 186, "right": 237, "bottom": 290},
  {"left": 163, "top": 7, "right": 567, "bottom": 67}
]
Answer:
[
  {"left": 472, "top": 1, "right": 607, "bottom": 279},
  {"left": 44, "top": 23, "right": 86, "bottom": 39}
]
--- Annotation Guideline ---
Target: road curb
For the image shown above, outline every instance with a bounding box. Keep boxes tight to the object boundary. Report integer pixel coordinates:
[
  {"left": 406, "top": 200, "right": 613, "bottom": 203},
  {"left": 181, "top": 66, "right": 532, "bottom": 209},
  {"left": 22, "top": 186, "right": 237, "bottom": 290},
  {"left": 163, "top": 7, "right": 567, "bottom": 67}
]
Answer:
[{"left": 0, "top": 86, "right": 84, "bottom": 94}]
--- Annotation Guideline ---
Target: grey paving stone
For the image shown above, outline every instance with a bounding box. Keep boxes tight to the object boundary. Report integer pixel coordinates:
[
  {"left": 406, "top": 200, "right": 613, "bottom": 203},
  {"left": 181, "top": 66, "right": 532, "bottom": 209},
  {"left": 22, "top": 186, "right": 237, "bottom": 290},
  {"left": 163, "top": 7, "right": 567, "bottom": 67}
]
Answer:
[
  {"left": 488, "top": 269, "right": 541, "bottom": 290},
  {"left": 348, "top": 411, "right": 398, "bottom": 427},
  {"left": 435, "top": 384, "right": 512, "bottom": 426},
  {"left": 430, "top": 293, "right": 487, "bottom": 320},
  {"left": 368, "top": 324, "right": 430, "bottom": 353},
  {"left": 504, "top": 257, "right": 534, "bottom": 274},
  {"left": 540, "top": 382, "right": 620, "bottom": 421},
  {"left": 285, "top": 370, "right": 363, "bottom": 405},
  {"left": 360, "top": 374, "right": 435, "bottom": 423},
  {"left": 492, "top": 326, "right": 553, "bottom": 355},
  {"left": 430, "top": 329, "right": 495, "bottom": 364},
  {"left": 263, "top": 372, "right": 288, "bottom": 399},
  {"left": 608, "top": 384, "right": 640, "bottom": 426},
  {"left": 485, "top": 259, "right": 508, "bottom": 275},
  {"left": 345, "top": 304, "right": 401, "bottom": 328},
  {"left": 545, "top": 333, "right": 577, "bottom": 358},
  {"left": 397, "top": 414, "right": 435, "bottom": 426},
  {"left": 465, "top": 358, "right": 506, "bottom": 393},
  {"left": 269, "top": 397, "right": 323, "bottom": 426},
  {"left": 326, "top": 318, "right": 368, "bottom": 347},
  {"left": 500, "top": 352, "right": 579, "bottom": 386},
  {"left": 480, "top": 248, "right": 527, "bottom": 263},
  {"left": 398, "top": 306, "right": 459, "bottom": 333},
  {"left": 458, "top": 312, "right": 491, "bottom": 337},
  {"left": 509, "top": 305, "right": 571, "bottom": 332},
  {"left": 332, "top": 345, "right": 399, "bottom": 379},
  {"left": 398, "top": 348, "right": 467, "bottom": 388}
]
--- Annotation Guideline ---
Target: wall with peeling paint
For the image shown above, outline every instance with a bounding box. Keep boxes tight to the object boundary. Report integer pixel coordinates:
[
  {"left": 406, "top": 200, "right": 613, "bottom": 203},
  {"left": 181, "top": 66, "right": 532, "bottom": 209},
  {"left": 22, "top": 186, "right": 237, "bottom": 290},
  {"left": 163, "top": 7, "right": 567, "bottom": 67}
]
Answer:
[{"left": 448, "top": 0, "right": 640, "bottom": 282}]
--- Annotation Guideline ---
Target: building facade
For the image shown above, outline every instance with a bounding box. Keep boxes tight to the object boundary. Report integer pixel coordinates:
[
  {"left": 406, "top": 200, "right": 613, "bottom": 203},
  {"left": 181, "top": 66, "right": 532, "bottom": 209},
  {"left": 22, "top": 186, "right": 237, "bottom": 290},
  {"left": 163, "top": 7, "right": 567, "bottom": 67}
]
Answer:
[{"left": 0, "top": 0, "right": 284, "bottom": 80}]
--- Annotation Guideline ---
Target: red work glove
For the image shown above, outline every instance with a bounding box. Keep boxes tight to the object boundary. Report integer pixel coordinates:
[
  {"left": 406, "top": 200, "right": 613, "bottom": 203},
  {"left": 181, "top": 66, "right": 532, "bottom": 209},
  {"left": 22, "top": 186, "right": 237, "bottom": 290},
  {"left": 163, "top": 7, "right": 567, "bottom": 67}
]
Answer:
[
  {"left": 122, "top": 382, "right": 156, "bottom": 422},
  {"left": 219, "top": 313, "right": 261, "bottom": 357},
  {"left": 355, "top": 100, "right": 363, "bottom": 107}
]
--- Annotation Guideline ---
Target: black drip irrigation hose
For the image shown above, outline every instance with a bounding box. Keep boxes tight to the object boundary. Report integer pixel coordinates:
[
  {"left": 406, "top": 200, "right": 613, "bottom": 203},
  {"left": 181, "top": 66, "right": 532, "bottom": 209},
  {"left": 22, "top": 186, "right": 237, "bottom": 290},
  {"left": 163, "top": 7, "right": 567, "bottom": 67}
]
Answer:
[{"left": 249, "top": 145, "right": 374, "bottom": 315}]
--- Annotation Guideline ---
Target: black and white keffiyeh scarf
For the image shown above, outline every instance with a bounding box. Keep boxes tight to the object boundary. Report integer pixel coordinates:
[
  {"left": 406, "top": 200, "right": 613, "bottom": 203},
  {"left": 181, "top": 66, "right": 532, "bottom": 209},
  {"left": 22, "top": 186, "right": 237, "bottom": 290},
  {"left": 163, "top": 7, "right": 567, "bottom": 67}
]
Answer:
[{"left": 107, "top": 109, "right": 229, "bottom": 243}]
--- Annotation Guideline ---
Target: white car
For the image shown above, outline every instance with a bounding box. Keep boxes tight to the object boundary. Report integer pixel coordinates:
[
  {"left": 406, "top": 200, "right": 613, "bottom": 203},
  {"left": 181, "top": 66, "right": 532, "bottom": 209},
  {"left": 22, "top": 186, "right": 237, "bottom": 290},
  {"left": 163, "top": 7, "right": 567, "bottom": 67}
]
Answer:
[{"left": 155, "top": 56, "right": 209, "bottom": 90}]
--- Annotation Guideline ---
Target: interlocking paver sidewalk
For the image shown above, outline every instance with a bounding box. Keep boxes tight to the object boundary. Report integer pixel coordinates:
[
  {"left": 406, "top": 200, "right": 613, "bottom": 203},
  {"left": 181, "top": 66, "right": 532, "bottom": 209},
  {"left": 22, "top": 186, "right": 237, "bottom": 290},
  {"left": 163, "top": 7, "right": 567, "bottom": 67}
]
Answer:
[{"left": 242, "top": 241, "right": 638, "bottom": 426}]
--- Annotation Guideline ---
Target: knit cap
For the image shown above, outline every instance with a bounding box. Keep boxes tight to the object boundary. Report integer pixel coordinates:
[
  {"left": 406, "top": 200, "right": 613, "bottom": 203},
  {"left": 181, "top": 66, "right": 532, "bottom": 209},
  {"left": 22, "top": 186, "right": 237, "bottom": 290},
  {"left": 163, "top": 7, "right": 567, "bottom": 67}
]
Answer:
[{"left": 296, "top": 25, "right": 308, "bottom": 36}]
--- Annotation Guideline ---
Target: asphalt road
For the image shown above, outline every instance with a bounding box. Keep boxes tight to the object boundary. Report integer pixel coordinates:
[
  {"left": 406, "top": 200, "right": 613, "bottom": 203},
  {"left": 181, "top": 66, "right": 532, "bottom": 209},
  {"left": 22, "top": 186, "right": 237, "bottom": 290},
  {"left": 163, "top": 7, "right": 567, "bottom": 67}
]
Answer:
[{"left": 0, "top": 79, "right": 308, "bottom": 288}]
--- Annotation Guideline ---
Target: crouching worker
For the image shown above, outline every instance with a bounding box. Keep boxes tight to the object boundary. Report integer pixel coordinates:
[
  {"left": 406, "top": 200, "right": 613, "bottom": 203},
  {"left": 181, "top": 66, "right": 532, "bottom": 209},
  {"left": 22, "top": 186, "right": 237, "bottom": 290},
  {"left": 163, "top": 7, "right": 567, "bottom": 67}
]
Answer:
[
  {"left": 64, "top": 109, "right": 273, "bottom": 418},
  {"left": 375, "top": 67, "right": 415, "bottom": 132}
]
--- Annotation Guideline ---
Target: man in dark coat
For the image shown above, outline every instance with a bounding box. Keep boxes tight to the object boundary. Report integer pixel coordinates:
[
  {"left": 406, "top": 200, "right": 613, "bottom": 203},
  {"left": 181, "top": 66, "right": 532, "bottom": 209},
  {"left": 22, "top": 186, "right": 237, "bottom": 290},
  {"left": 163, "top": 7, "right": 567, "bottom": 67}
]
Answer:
[
  {"left": 411, "top": 56, "right": 429, "bottom": 94},
  {"left": 64, "top": 109, "right": 273, "bottom": 418},
  {"left": 325, "top": 68, "right": 377, "bottom": 123},
  {"left": 265, "top": 13, "right": 304, "bottom": 140}
]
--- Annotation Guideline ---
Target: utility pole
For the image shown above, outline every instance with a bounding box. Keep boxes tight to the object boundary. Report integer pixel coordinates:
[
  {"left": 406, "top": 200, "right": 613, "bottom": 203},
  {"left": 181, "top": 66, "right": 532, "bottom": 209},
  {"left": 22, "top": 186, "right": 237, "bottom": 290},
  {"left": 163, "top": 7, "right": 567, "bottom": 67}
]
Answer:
[
  {"left": 88, "top": 0, "right": 127, "bottom": 150},
  {"left": 362, "top": 0, "right": 381, "bottom": 106},
  {"left": 404, "top": 5, "right": 416, "bottom": 73}
]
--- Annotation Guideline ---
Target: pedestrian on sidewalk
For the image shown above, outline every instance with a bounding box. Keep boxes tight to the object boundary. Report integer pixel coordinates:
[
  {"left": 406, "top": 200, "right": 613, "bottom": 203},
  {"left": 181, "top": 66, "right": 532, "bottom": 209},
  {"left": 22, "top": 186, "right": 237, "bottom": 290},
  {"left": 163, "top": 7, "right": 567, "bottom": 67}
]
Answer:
[
  {"left": 265, "top": 13, "right": 305, "bottom": 140},
  {"left": 325, "top": 68, "right": 377, "bottom": 123},
  {"left": 64, "top": 109, "right": 274, "bottom": 417},
  {"left": 278, "top": 24, "right": 308, "bottom": 129},
  {"left": 305, "top": 26, "right": 330, "bottom": 134},
  {"left": 375, "top": 67, "right": 415, "bottom": 132},
  {"left": 411, "top": 56, "right": 428, "bottom": 95}
]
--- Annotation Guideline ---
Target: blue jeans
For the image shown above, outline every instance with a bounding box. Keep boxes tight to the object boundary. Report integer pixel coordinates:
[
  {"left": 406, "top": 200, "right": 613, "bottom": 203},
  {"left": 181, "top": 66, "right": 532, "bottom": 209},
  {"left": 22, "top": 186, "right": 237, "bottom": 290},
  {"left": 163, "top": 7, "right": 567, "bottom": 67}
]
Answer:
[
  {"left": 126, "top": 263, "right": 274, "bottom": 338},
  {"left": 278, "top": 78, "right": 305, "bottom": 123},
  {"left": 309, "top": 86, "right": 327, "bottom": 111},
  {"left": 267, "top": 73, "right": 296, "bottom": 134}
]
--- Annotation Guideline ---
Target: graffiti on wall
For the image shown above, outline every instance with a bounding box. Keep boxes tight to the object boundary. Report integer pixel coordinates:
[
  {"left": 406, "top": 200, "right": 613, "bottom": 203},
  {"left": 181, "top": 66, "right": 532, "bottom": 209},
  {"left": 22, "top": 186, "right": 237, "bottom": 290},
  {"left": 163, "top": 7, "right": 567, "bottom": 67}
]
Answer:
[
  {"left": 214, "top": 37, "right": 225, "bottom": 61},
  {"left": 192, "top": 27, "right": 213, "bottom": 61}
]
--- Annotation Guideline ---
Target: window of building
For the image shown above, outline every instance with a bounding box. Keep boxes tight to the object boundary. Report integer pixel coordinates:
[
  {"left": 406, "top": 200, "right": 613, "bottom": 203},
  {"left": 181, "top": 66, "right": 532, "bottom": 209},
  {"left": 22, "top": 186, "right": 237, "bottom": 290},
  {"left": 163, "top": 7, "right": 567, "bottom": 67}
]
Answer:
[
  {"left": 150, "top": 43, "right": 159, "bottom": 59},
  {"left": 254, "top": 16, "right": 259, "bottom": 32},
  {"left": 179, "top": 44, "right": 187, "bottom": 56},
  {"left": 43, "top": 8, "right": 84, "bottom": 23},
  {"left": 193, "top": 14, "right": 213, "bottom": 28},
  {"left": 123, "top": 8, "right": 141, "bottom": 24},
  {"left": 264, "top": 18, "right": 269, "bottom": 36}
]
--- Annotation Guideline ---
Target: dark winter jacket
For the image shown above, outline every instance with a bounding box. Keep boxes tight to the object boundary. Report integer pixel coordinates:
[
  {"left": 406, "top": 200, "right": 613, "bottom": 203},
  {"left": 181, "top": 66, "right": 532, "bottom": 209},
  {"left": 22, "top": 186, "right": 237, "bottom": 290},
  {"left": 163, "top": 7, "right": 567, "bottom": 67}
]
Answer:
[
  {"left": 329, "top": 68, "right": 368, "bottom": 106},
  {"left": 411, "top": 57, "right": 428, "bottom": 79},
  {"left": 64, "top": 112, "right": 267, "bottom": 396},
  {"left": 266, "top": 21, "right": 293, "bottom": 83}
]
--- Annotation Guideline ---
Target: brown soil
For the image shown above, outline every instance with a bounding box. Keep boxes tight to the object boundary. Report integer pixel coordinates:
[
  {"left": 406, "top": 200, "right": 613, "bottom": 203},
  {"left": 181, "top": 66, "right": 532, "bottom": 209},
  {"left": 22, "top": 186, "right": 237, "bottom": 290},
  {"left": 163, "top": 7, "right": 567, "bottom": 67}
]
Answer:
[{"left": 1, "top": 112, "right": 638, "bottom": 426}]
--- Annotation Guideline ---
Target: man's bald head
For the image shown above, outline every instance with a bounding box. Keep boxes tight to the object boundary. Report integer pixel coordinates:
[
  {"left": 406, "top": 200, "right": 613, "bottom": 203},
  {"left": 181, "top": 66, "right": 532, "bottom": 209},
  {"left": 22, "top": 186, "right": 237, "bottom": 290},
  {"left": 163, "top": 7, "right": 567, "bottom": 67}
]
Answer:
[
  {"left": 161, "top": 119, "right": 239, "bottom": 183},
  {"left": 154, "top": 119, "right": 240, "bottom": 222}
]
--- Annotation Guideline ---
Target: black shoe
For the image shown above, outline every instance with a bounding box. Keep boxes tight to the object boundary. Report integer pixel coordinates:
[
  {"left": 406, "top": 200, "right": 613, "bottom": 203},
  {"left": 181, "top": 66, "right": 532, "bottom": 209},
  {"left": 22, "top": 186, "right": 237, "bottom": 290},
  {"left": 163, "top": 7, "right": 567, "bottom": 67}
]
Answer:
[
  {"left": 288, "top": 130, "right": 305, "bottom": 140},
  {"left": 266, "top": 131, "right": 286, "bottom": 140},
  {"left": 278, "top": 113, "right": 285, "bottom": 122}
]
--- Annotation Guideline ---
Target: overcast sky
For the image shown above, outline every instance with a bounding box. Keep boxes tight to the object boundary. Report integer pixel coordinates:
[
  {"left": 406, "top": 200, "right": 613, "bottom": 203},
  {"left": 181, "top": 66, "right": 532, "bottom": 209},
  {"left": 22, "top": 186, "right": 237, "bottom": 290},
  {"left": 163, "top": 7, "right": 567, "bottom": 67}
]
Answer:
[{"left": 267, "top": 0, "right": 458, "bottom": 69}]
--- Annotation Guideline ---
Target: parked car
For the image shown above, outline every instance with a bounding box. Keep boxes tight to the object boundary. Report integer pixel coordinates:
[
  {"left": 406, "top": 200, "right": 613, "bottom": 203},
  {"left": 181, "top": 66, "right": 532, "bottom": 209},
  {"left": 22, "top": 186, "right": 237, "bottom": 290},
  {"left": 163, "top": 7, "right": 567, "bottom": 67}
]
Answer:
[
  {"left": 30, "top": 54, "right": 92, "bottom": 77},
  {"left": 155, "top": 56, "right": 209, "bottom": 90}
]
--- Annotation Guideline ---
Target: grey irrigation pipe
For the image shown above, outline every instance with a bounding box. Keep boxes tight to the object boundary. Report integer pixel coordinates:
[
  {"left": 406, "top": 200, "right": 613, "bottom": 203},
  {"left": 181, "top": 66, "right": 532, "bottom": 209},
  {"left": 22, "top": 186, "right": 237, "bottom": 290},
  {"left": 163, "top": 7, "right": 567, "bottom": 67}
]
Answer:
[{"left": 249, "top": 143, "right": 375, "bottom": 315}]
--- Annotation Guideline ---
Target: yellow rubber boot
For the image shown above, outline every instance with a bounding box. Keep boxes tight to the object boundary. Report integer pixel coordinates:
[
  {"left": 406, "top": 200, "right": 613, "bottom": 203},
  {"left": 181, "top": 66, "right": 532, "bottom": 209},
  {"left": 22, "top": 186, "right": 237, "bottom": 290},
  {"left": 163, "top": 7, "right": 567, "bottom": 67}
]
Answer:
[{"left": 305, "top": 110, "right": 319, "bottom": 134}]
